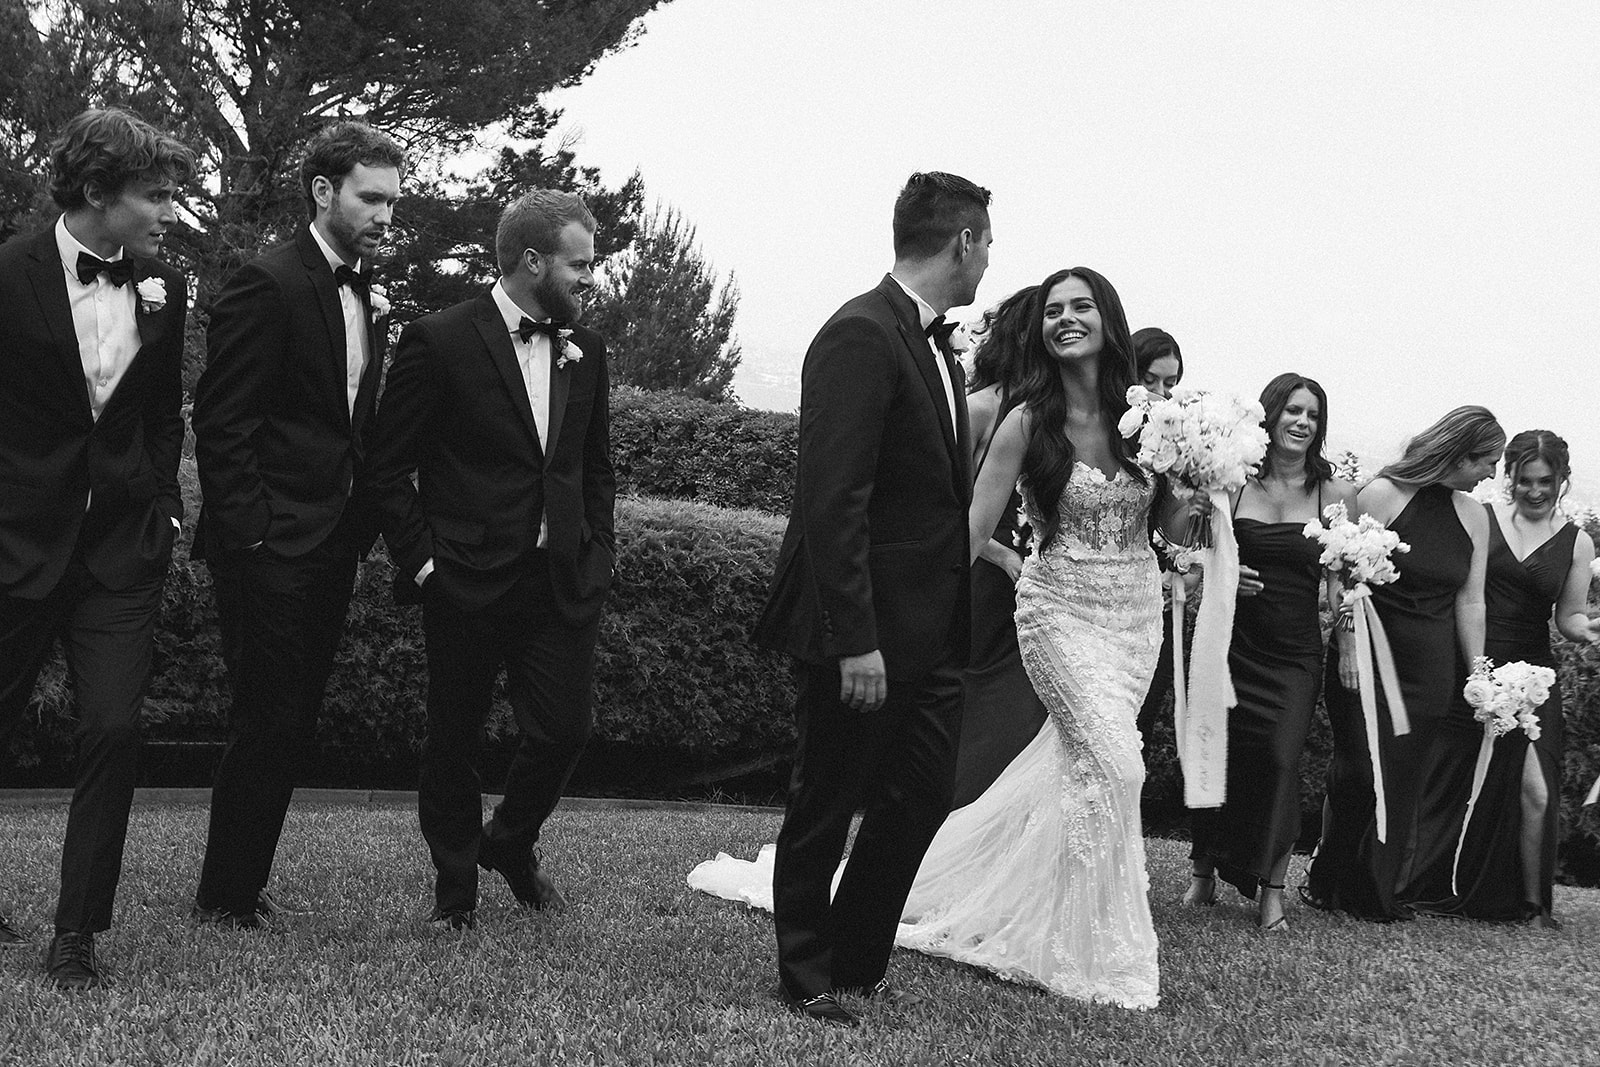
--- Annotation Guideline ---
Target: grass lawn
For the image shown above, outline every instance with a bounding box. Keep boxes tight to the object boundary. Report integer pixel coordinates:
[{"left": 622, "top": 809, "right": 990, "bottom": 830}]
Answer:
[{"left": 0, "top": 797, "right": 1595, "bottom": 1066}]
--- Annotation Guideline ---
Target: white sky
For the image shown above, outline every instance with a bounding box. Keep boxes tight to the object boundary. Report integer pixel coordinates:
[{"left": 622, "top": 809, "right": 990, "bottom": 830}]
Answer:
[{"left": 547, "top": 0, "right": 1600, "bottom": 495}]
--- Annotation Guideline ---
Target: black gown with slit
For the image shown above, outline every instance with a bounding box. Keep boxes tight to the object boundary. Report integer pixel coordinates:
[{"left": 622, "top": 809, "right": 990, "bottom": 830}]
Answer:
[
  {"left": 1306, "top": 483, "right": 1470, "bottom": 920},
  {"left": 1192, "top": 498, "right": 1325, "bottom": 896},
  {"left": 1409, "top": 507, "right": 1573, "bottom": 919}
]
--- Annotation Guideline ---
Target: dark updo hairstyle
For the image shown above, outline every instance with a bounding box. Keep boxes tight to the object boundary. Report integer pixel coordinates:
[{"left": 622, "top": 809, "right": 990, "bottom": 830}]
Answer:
[
  {"left": 1256, "top": 372, "right": 1332, "bottom": 490},
  {"left": 1503, "top": 429, "right": 1572, "bottom": 507},
  {"left": 1019, "top": 266, "right": 1143, "bottom": 550},
  {"left": 1132, "top": 326, "right": 1183, "bottom": 382},
  {"left": 49, "top": 107, "right": 195, "bottom": 210}
]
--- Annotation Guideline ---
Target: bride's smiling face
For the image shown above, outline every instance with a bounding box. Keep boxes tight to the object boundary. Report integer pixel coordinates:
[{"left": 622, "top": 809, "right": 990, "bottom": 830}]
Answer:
[{"left": 1041, "top": 277, "right": 1103, "bottom": 364}]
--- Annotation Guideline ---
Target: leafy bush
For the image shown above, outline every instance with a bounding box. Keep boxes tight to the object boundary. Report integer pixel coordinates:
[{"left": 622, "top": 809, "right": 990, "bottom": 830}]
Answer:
[
  {"left": 6, "top": 489, "right": 797, "bottom": 794},
  {"left": 609, "top": 386, "right": 796, "bottom": 514}
]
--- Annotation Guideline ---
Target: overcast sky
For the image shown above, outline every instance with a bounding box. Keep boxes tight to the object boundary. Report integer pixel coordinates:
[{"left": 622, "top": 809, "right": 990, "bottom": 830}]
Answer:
[{"left": 546, "top": 0, "right": 1600, "bottom": 496}]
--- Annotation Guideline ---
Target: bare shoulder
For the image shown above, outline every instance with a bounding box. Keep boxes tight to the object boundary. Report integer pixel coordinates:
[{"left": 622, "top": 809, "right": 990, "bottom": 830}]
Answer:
[
  {"left": 1326, "top": 477, "right": 1358, "bottom": 511},
  {"left": 1451, "top": 490, "right": 1490, "bottom": 537},
  {"left": 1357, "top": 476, "right": 1405, "bottom": 521}
]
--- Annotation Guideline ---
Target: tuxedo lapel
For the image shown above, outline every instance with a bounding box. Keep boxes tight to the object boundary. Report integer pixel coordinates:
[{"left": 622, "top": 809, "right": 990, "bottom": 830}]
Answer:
[
  {"left": 22, "top": 231, "right": 93, "bottom": 417},
  {"left": 876, "top": 277, "right": 959, "bottom": 465},
  {"left": 542, "top": 336, "right": 575, "bottom": 469},
  {"left": 472, "top": 297, "right": 544, "bottom": 455},
  {"left": 296, "top": 228, "right": 352, "bottom": 426}
]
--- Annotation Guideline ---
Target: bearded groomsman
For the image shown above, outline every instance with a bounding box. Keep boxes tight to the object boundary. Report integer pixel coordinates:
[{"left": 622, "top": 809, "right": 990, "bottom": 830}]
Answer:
[
  {"left": 190, "top": 122, "right": 404, "bottom": 928},
  {"left": 755, "top": 172, "right": 991, "bottom": 1024},
  {"left": 0, "top": 108, "right": 193, "bottom": 987},
  {"left": 363, "top": 190, "right": 615, "bottom": 929}
]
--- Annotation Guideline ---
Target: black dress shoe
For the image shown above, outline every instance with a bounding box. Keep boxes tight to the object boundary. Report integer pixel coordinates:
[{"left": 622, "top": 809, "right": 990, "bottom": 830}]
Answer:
[
  {"left": 775, "top": 987, "right": 859, "bottom": 1027},
  {"left": 43, "top": 931, "right": 102, "bottom": 990},
  {"left": 479, "top": 838, "right": 568, "bottom": 913},
  {"left": 0, "top": 910, "right": 26, "bottom": 947},
  {"left": 428, "top": 906, "right": 476, "bottom": 931},
  {"left": 838, "top": 977, "right": 924, "bottom": 1007}
]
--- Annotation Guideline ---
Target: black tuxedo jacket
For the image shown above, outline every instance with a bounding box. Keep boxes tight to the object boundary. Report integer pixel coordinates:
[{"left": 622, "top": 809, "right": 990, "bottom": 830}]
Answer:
[
  {"left": 754, "top": 275, "right": 972, "bottom": 683},
  {"left": 0, "top": 227, "right": 186, "bottom": 599},
  {"left": 192, "top": 225, "right": 385, "bottom": 560},
  {"left": 362, "top": 290, "right": 616, "bottom": 626}
]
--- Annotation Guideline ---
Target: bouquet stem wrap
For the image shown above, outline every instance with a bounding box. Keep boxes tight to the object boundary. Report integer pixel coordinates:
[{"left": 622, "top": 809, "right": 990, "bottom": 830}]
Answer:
[
  {"left": 1451, "top": 724, "right": 1497, "bottom": 894},
  {"left": 1178, "top": 490, "right": 1237, "bottom": 808},
  {"left": 1344, "top": 583, "right": 1410, "bottom": 843}
]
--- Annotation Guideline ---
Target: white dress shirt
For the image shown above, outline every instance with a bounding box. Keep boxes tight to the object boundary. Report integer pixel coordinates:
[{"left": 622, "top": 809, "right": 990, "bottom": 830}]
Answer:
[
  {"left": 889, "top": 274, "right": 958, "bottom": 430},
  {"left": 308, "top": 223, "right": 371, "bottom": 417},
  {"left": 56, "top": 215, "right": 140, "bottom": 422}
]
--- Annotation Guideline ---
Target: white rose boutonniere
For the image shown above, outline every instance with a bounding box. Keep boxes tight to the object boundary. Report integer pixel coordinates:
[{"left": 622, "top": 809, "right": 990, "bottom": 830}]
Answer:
[
  {"left": 554, "top": 327, "right": 580, "bottom": 370},
  {"left": 135, "top": 276, "right": 167, "bottom": 314},
  {"left": 368, "top": 284, "right": 391, "bottom": 320}
]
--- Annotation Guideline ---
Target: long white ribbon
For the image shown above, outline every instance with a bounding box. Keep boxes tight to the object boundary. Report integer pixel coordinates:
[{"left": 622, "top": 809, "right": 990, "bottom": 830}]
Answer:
[
  {"left": 1345, "top": 583, "right": 1410, "bottom": 843},
  {"left": 1180, "top": 490, "right": 1238, "bottom": 808},
  {"left": 1450, "top": 723, "right": 1497, "bottom": 895}
]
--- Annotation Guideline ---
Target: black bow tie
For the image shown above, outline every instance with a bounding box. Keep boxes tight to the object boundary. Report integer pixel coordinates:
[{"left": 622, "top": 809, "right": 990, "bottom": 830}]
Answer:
[
  {"left": 334, "top": 263, "right": 372, "bottom": 296},
  {"left": 926, "top": 316, "right": 958, "bottom": 345},
  {"left": 516, "top": 317, "right": 567, "bottom": 343},
  {"left": 76, "top": 252, "right": 136, "bottom": 288}
]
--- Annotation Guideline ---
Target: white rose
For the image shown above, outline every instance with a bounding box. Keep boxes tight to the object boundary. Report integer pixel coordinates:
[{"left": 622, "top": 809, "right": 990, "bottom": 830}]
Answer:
[
  {"left": 368, "top": 284, "right": 391, "bottom": 320},
  {"left": 135, "top": 276, "right": 167, "bottom": 312}
]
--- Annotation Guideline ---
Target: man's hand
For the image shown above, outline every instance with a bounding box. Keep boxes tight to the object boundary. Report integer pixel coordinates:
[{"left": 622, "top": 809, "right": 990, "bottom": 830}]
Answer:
[{"left": 839, "top": 650, "right": 887, "bottom": 712}]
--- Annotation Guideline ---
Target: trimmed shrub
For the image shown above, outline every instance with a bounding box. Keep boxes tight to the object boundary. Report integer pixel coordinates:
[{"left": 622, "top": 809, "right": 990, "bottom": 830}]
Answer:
[{"left": 609, "top": 386, "right": 796, "bottom": 514}]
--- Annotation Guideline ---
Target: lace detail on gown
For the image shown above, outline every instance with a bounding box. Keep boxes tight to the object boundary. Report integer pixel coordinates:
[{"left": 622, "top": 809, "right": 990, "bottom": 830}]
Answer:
[
  {"left": 687, "top": 463, "right": 1162, "bottom": 1008},
  {"left": 894, "top": 462, "right": 1161, "bottom": 1008}
]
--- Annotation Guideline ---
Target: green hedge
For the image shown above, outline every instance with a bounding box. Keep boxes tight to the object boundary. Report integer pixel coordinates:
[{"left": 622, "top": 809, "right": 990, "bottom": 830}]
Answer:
[
  {"left": 609, "top": 386, "right": 796, "bottom": 514},
  {"left": 6, "top": 471, "right": 797, "bottom": 794}
]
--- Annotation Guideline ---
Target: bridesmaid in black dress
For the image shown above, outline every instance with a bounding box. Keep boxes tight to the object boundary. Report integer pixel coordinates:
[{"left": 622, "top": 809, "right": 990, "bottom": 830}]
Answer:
[
  {"left": 1186, "top": 374, "right": 1355, "bottom": 930},
  {"left": 1132, "top": 328, "right": 1192, "bottom": 756},
  {"left": 1303, "top": 406, "right": 1502, "bottom": 921},
  {"left": 951, "top": 286, "right": 1049, "bottom": 807},
  {"left": 1413, "top": 431, "right": 1599, "bottom": 926}
]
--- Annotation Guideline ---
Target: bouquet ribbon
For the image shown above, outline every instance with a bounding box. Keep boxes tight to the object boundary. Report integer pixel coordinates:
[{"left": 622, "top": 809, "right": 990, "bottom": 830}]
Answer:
[
  {"left": 1586, "top": 774, "right": 1600, "bottom": 808},
  {"left": 1451, "top": 722, "right": 1499, "bottom": 895},
  {"left": 1177, "top": 489, "right": 1237, "bottom": 808},
  {"left": 1344, "top": 582, "right": 1410, "bottom": 843}
]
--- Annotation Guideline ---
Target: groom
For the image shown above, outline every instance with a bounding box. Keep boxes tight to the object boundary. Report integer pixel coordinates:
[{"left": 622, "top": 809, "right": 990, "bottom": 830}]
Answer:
[
  {"left": 363, "top": 189, "right": 615, "bottom": 929},
  {"left": 755, "top": 172, "right": 992, "bottom": 1024}
]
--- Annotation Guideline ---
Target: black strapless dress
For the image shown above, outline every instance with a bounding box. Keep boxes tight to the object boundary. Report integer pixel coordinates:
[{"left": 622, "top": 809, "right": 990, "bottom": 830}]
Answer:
[
  {"left": 1192, "top": 517, "right": 1324, "bottom": 893},
  {"left": 951, "top": 490, "right": 1048, "bottom": 808},
  {"left": 1411, "top": 508, "right": 1574, "bottom": 919},
  {"left": 1306, "top": 483, "right": 1471, "bottom": 920}
]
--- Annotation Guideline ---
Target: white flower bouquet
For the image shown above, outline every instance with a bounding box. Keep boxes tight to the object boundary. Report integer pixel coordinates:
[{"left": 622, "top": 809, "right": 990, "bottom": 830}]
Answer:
[
  {"left": 1303, "top": 501, "right": 1409, "bottom": 629},
  {"left": 1454, "top": 656, "right": 1555, "bottom": 889}
]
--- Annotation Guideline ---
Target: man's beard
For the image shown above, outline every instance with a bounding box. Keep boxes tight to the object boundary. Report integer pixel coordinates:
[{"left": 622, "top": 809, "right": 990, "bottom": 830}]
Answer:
[
  {"left": 324, "top": 201, "right": 369, "bottom": 264},
  {"left": 533, "top": 271, "right": 583, "bottom": 323}
]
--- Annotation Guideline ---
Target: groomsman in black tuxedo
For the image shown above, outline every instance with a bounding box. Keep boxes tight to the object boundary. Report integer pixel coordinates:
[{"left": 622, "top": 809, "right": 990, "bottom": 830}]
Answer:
[
  {"left": 190, "top": 122, "right": 405, "bottom": 928},
  {"left": 754, "top": 172, "right": 992, "bottom": 1025},
  {"left": 0, "top": 108, "right": 193, "bottom": 987},
  {"left": 363, "top": 190, "right": 615, "bottom": 930}
]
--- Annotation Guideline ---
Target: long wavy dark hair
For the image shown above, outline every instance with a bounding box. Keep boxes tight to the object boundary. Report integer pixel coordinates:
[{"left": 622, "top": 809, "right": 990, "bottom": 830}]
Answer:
[
  {"left": 967, "top": 284, "right": 1046, "bottom": 418},
  {"left": 1020, "top": 267, "right": 1143, "bottom": 549},
  {"left": 1256, "top": 372, "right": 1333, "bottom": 490},
  {"left": 1378, "top": 406, "right": 1505, "bottom": 487}
]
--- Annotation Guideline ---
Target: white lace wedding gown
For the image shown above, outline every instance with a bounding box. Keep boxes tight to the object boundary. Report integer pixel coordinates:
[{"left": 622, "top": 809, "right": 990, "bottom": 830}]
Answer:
[{"left": 690, "top": 462, "right": 1162, "bottom": 1009}]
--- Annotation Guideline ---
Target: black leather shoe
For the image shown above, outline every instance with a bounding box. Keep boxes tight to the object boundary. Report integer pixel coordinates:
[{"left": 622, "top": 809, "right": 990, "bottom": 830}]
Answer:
[
  {"left": 839, "top": 977, "right": 924, "bottom": 1007},
  {"left": 479, "top": 837, "right": 568, "bottom": 913},
  {"left": 0, "top": 910, "right": 26, "bottom": 947},
  {"left": 428, "top": 907, "right": 476, "bottom": 931},
  {"left": 775, "top": 987, "right": 859, "bottom": 1027},
  {"left": 43, "top": 931, "right": 102, "bottom": 990}
]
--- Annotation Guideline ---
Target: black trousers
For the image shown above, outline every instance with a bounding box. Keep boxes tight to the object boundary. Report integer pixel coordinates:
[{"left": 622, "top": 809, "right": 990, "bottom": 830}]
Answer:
[
  {"left": 194, "top": 532, "right": 358, "bottom": 914},
  {"left": 420, "top": 555, "right": 598, "bottom": 913},
  {"left": 772, "top": 654, "right": 962, "bottom": 999},
  {"left": 0, "top": 553, "right": 164, "bottom": 933}
]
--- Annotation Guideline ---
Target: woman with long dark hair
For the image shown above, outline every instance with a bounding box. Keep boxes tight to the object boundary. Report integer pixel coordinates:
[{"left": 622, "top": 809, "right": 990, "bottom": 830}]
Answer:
[
  {"left": 1186, "top": 373, "right": 1355, "bottom": 929},
  {"left": 1303, "top": 406, "right": 1502, "bottom": 920},
  {"left": 1412, "top": 431, "right": 1599, "bottom": 925},
  {"left": 896, "top": 267, "right": 1200, "bottom": 1007},
  {"left": 950, "top": 286, "right": 1049, "bottom": 807}
]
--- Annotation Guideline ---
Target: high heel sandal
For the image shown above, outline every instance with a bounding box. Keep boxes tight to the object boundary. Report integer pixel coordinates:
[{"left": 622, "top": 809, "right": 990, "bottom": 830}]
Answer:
[
  {"left": 1181, "top": 874, "right": 1217, "bottom": 907},
  {"left": 1259, "top": 883, "right": 1289, "bottom": 932}
]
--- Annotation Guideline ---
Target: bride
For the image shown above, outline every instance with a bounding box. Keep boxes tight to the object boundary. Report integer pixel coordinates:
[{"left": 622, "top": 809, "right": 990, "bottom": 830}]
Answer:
[{"left": 692, "top": 266, "right": 1192, "bottom": 1009}]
